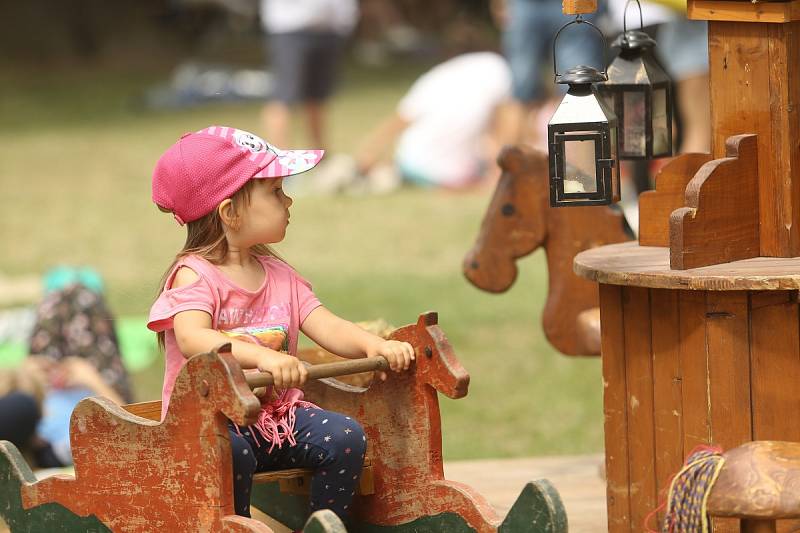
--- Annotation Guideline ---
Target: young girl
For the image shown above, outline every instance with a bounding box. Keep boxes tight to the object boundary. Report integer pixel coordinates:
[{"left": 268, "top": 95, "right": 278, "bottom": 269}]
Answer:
[{"left": 147, "top": 126, "right": 415, "bottom": 524}]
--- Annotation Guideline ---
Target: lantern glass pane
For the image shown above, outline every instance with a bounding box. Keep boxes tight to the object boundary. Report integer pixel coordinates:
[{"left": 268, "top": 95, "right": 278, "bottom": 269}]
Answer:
[
  {"left": 652, "top": 87, "right": 669, "bottom": 154},
  {"left": 622, "top": 91, "right": 646, "bottom": 157},
  {"left": 564, "top": 137, "right": 597, "bottom": 193}
]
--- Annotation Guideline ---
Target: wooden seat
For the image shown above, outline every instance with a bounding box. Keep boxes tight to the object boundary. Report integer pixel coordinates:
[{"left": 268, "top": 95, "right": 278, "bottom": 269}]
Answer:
[{"left": 121, "top": 400, "right": 374, "bottom": 496}]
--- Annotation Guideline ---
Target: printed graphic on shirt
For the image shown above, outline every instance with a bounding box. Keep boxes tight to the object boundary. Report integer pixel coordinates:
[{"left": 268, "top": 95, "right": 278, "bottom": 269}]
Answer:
[
  {"left": 221, "top": 324, "right": 289, "bottom": 352},
  {"left": 218, "top": 303, "right": 291, "bottom": 328}
]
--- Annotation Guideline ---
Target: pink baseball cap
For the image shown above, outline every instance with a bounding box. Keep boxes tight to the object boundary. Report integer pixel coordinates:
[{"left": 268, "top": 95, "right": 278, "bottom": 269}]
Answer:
[{"left": 152, "top": 125, "right": 324, "bottom": 224}]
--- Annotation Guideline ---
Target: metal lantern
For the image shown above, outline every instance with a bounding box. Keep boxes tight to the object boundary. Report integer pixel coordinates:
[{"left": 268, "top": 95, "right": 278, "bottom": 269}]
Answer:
[
  {"left": 596, "top": 1, "right": 673, "bottom": 159},
  {"left": 548, "top": 18, "right": 619, "bottom": 207}
]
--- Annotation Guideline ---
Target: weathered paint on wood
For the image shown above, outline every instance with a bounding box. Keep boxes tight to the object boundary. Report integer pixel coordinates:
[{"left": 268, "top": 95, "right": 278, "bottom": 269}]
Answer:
[
  {"left": 253, "top": 313, "right": 567, "bottom": 533},
  {"left": 18, "top": 345, "right": 273, "bottom": 533},
  {"left": 464, "top": 144, "right": 630, "bottom": 355},
  {"left": 0, "top": 441, "right": 111, "bottom": 533},
  {"left": 670, "top": 135, "right": 760, "bottom": 270},
  {"left": 254, "top": 480, "right": 568, "bottom": 533}
]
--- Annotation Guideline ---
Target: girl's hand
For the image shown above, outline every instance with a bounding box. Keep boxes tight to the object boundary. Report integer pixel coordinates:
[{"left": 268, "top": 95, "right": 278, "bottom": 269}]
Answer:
[
  {"left": 368, "top": 340, "right": 415, "bottom": 380},
  {"left": 257, "top": 351, "right": 308, "bottom": 389}
]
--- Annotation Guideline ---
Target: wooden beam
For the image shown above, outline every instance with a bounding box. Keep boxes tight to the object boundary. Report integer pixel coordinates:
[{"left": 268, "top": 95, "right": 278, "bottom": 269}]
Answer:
[
  {"left": 688, "top": 0, "right": 800, "bottom": 23},
  {"left": 562, "top": 0, "right": 597, "bottom": 15}
]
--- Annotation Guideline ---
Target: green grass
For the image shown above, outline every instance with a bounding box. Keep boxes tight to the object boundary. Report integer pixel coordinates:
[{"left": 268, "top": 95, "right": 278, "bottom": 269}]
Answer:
[{"left": 0, "top": 61, "right": 603, "bottom": 460}]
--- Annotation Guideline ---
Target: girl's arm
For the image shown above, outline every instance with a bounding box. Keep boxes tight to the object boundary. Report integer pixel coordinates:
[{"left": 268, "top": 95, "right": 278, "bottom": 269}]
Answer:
[
  {"left": 172, "top": 310, "right": 307, "bottom": 389},
  {"left": 300, "top": 306, "right": 414, "bottom": 373},
  {"left": 168, "top": 267, "right": 306, "bottom": 388}
]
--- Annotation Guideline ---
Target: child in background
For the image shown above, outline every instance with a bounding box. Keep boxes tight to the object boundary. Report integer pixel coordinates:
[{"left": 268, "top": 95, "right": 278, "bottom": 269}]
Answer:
[{"left": 147, "top": 126, "right": 414, "bottom": 524}]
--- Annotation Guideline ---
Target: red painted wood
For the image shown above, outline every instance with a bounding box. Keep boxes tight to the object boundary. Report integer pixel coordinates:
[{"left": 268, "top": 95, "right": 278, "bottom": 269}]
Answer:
[
  {"left": 20, "top": 346, "right": 273, "bottom": 532},
  {"left": 301, "top": 312, "right": 506, "bottom": 531}
]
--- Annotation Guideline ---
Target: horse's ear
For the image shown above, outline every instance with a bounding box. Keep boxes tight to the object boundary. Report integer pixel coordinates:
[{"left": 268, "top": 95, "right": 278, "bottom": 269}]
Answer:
[
  {"left": 497, "top": 145, "right": 525, "bottom": 174},
  {"left": 417, "top": 312, "right": 438, "bottom": 328},
  {"left": 498, "top": 144, "right": 548, "bottom": 176}
]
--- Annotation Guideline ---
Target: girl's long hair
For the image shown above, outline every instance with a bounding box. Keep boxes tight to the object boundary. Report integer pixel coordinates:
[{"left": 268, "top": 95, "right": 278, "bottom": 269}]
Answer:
[{"left": 155, "top": 179, "right": 281, "bottom": 350}]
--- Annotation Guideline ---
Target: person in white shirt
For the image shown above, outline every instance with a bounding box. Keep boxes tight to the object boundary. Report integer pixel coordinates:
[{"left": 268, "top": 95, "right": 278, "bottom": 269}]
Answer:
[
  {"left": 260, "top": 0, "right": 359, "bottom": 149},
  {"left": 355, "top": 52, "right": 515, "bottom": 189}
]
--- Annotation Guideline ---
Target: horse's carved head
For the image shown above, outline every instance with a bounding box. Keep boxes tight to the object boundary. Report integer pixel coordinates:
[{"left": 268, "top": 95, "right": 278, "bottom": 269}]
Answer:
[
  {"left": 463, "top": 145, "right": 549, "bottom": 293},
  {"left": 183, "top": 345, "right": 261, "bottom": 426},
  {"left": 389, "top": 312, "right": 469, "bottom": 399}
]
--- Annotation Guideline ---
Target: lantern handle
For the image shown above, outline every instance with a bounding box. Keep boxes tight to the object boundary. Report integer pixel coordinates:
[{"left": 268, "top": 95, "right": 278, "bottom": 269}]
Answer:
[
  {"left": 622, "top": 0, "right": 644, "bottom": 34},
  {"left": 552, "top": 15, "right": 608, "bottom": 82}
]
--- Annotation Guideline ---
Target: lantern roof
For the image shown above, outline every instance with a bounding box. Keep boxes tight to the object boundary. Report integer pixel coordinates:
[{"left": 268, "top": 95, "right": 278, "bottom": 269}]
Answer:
[
  {"left": 612, "top": 30, "right": 656, "bottom": 51},
  {"left": 605, "top": 41, "right": 670, "bottom": 86},
  {"left": 549, "top": 87, "right": 615, "bottom": 125}
]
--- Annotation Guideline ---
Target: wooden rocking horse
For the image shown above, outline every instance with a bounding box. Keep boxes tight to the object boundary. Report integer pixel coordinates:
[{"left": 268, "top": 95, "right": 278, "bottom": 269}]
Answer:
[
  {"left": 463, "top": 145, "right": 632, "bottom": 355},
  {"left": 252, "top": 312, "right": 567, "bottom": 532},
  {"left": 0, "top": 313, "right": 567, "bottom": 533},
  {"left": 15, "top": 345, "right": 274, "bottom": 532}
]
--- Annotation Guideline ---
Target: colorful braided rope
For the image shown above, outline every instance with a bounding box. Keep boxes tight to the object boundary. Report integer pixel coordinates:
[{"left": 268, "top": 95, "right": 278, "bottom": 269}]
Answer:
[{"left": 662, "top": 446, "right": 725, "bottom": 533}]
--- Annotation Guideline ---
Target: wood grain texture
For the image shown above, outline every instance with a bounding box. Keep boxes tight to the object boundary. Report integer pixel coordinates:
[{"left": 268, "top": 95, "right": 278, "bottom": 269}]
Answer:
[
  {"left": 708, "top": 21, "right": 800, "bottom": 257},
  {"left": 709, "top": 441, "right": 800, "bottom": 519},
  {"left": 670, "top": 134, "right": 760, "bottom": 269},
  {"left": 705, "top": 291, "right": 752, "bottom": 451},
  {"left": 599, "top": 284, "right": 631, "bottom": 532},
  {"left": 575, "top": 241, "right": 800, "bottom": 290},
  {"left": 464, "top": 144, "right": 631, "bottom": 355},
  {"left": 749, "top": 292, "right": 800, "bottom": 442},
  {"left": 638, "top": 153, "right": 713, "bottom": 247},
  {"left": 689, "top": 0, "right": 800, "bottom": 23},
  {"left": 678, "top": 291, "right": 711, "bottom": 453},
  {"left": 649, "top": 289, "right": 683, "bottom": 525},
  {"left": 621, "top": 287, "right": 657, "bottom": 532}
]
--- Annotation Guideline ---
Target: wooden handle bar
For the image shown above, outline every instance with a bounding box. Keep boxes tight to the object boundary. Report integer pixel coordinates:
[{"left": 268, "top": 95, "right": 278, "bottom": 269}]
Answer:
[{"left": 244, "top": 356, "right": 390, "bottom": 388}]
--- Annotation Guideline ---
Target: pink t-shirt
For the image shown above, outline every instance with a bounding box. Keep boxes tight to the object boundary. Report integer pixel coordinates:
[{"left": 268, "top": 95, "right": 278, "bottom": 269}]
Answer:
[{"left": 148, "top": 254, "right": 321, "bottom": 421}]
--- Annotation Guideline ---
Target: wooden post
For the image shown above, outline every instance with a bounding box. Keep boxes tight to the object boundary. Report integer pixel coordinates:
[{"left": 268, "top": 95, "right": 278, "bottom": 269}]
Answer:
[
  {"left": 705, "top": 19, "right": 800, "bottom": 257},
  {"left": 562, "top": 0, "right": 597, "bottom": 15}
]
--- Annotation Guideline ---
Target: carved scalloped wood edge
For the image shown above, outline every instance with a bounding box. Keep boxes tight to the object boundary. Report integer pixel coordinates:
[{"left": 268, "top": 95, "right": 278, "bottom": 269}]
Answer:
[
  {"left": 669, "top": 134, "right": 760, "bottom": 270},
  {"left": 638, "top": 153, "right": 713, "bottom": 246}
]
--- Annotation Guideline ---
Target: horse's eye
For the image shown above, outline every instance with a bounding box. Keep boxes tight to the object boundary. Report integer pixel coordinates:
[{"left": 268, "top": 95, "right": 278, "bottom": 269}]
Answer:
[
  {"left": 501, "top": 203, "right": 515, "bottom": 216},
  {"left": 425, "top": 346, "right": 433, "bottom": 358}
]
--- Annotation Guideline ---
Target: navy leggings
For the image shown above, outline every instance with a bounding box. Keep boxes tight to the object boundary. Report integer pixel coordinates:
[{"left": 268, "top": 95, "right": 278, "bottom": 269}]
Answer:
[{"left": 229, "top": 406, "right": 366, "bottom": 523}]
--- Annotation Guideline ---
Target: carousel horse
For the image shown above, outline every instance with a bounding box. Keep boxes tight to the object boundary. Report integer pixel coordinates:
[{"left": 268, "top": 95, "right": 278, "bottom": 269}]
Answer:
[
  {"left": 17, "top": 345, "right": 275, "bottom": 533},
  {"left": 463, "top": 145, "right": 632, "bottom": 355},
  {"left": 252, "top": 312, "right": 567, "bottom": 532}
]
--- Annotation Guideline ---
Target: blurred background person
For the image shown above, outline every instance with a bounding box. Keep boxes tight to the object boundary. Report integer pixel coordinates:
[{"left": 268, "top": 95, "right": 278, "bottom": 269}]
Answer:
[
  {"left": 259, "top": 0, "right": 360, "bottom": 150},
  {"left": 352, "top": 51, "right": 515, "bottom": 192},
  {"left": 7, "top": 271, "right": 134, "bottom": 467},
  {"left": 496, "top": 0, "right": 606, "bottom": 151}
]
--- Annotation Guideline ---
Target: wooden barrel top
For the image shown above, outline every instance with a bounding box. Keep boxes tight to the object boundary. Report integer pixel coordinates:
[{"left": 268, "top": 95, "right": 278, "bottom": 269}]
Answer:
[{"left": 574, "top": 242, "right": 800, "bottom": 290}]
